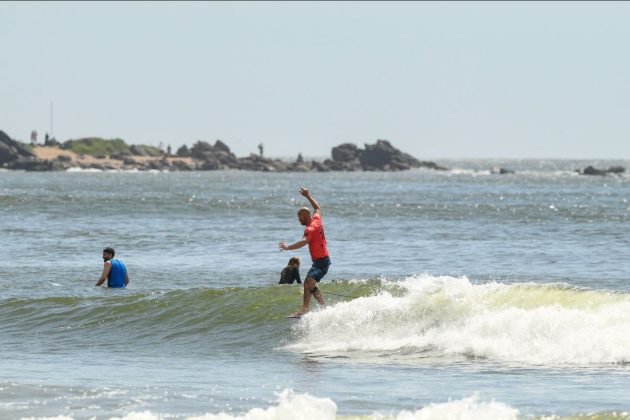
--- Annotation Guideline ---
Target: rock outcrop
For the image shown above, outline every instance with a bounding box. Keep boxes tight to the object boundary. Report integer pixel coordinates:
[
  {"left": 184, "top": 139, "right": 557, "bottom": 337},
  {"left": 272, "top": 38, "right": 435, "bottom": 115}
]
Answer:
[
  {"left": 2, "top": 129, "right": 447, "bottom": 173},
  {"left": 491, "top": 167, "right": 515, "bottom": 175},
  {"left": 0, "top": 130, "right": 35, "bottom": 165},
  {"left": 579, "top": 165, "right": 625, "bottom": 176},
  {"left": 328, "top": 140, "right": 447, "bottom": 171},
  {"left": 191, "top": 140, "right": 242, "bottom": 170}
]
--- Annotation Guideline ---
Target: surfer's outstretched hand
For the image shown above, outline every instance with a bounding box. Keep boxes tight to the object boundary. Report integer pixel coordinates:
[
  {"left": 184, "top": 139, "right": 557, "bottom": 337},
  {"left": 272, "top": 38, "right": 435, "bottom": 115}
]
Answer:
[
  {"left": 279, "top": 241, "right": 288, "bottom": 251},
  {"left": 299, "top": 187, "right": 310, "bottom": 197}
]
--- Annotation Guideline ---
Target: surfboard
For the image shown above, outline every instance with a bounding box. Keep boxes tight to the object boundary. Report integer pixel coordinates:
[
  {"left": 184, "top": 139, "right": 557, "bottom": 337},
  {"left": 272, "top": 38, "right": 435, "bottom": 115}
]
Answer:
[{"left": 287, "top": 314, "right": 303, "bottom": 319}]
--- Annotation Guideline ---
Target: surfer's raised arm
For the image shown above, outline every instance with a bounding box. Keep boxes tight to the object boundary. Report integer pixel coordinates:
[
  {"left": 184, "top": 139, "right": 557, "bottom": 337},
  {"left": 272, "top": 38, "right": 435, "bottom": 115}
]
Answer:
[{"left": 299, "top": 187, "right": 321, "bottom": 215}]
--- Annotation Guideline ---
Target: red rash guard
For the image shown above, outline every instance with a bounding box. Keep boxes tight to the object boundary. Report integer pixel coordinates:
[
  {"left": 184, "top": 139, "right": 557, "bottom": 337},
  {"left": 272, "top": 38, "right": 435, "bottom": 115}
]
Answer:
[{"left": 304, "top": 213, "right": 329, "bottom": 260}]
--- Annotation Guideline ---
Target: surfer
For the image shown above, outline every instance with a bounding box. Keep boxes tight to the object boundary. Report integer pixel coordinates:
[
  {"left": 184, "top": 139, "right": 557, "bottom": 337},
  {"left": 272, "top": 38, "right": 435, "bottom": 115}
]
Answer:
[
  {"left": 95, "top": 247, "right": 129, "bottom": 288},
  {"left": 279, "top": 257, "right": 302, "bottom": 284},
  {"left": 279, "top": 187, "right": 331, "bottom": 316}
]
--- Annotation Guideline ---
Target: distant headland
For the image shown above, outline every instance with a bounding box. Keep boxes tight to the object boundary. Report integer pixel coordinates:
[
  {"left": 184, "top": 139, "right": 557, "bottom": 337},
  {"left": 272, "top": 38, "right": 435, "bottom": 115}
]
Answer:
[
  {"left": 0, "top": 130, "right": 447, "bottom": 172},
  {"left": 1, "top": 130, "right": 626, "bottom": 176}
]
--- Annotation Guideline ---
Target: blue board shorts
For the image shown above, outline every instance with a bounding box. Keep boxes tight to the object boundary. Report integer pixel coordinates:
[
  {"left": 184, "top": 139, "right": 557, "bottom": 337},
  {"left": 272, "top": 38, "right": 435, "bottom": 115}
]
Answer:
[{"left": 307, "top": 256, "right": 331, "bottom": 282}]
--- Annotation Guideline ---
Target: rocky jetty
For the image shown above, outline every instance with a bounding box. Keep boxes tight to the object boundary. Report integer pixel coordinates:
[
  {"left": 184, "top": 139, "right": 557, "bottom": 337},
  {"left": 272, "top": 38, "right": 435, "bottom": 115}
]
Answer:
[
  {"left": 1, "top": 129, "right": 446, "bottom": 172},
  {"left": 325, "top": 140, "right": 447, "bottom": 171},
  {"left": 578, "top": 165, "right": 625, "bottom": 176},
  {"left": 0, "top": 130, "right": 36, "bottom": 167}
]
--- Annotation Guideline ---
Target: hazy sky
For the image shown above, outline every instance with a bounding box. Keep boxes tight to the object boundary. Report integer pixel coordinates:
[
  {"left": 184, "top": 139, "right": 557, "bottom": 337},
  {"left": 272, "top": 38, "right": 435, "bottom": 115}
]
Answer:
[{"left": 1, "top": 1, "right": 629, "bottom": 159}]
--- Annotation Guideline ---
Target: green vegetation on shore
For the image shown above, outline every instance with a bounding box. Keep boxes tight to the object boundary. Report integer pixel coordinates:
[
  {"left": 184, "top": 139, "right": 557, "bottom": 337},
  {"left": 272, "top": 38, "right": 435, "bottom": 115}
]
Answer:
[
  {"left": 61, "top": 137, "right": 162, "bottom": 157},
  {"left": 62, "top": 138, "right": 129, "bottom": 156}
]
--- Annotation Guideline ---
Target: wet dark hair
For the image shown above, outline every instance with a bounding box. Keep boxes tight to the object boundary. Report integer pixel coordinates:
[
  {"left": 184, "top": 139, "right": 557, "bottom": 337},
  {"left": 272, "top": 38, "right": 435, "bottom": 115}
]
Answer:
[{"left": 103, "top": 247, "right": 115, "bottom": 257}]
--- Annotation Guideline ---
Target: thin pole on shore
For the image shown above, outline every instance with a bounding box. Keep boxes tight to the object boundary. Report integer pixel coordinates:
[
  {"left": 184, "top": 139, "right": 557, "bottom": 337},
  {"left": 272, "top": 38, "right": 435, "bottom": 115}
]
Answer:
[{"left": 50, "top": 101, "right": 54, "bottom": 137}]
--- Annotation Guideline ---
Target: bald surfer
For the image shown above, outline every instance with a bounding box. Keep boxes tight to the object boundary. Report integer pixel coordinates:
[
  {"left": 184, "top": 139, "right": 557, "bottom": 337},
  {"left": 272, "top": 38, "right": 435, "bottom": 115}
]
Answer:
[{"left": 279, "top": 187, "right": 331, "bottom": 316}]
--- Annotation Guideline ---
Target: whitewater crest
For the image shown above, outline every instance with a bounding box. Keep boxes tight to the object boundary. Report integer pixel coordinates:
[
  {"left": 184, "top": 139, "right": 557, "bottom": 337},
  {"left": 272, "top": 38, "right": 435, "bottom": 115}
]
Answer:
[
  {"left": 286, "top": 275, "right": 630, "bottom": 365},
  {"left": 19, "top": 391, "right": 519, "bottom": 420}
]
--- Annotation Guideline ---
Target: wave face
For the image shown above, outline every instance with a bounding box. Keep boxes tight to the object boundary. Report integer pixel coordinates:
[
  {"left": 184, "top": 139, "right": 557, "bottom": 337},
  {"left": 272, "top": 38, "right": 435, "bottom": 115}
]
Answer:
[
  {"left": 286, "top": 275, "right": 630, "bottom": 365},
  {"left": 3, "top": 275, "right": 630, "bottom": 365},
  {"left": 0, "top": 282, "right": 375, "bottom": 355},
  {"left": 0, "top": 275, "right": 630, "bottom": 365}
]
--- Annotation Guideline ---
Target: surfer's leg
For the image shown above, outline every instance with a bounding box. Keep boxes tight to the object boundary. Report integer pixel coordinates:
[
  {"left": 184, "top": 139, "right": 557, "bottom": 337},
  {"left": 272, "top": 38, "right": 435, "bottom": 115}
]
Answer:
[
  {"left": 311, "top": 283, "right": 325, "bottom": 305},
  {"left": 295, "top": 277, "right": 316, "bottom": 315},
  {"left": 306, "top": 257, "right": 328, "bottom": 306}
]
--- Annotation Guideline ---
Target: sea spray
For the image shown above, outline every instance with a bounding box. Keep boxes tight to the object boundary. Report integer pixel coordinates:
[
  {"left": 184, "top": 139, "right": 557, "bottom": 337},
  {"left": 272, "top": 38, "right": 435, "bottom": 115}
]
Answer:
[{"left": 287, "top": 275, "right": 630, "bottom": 365}]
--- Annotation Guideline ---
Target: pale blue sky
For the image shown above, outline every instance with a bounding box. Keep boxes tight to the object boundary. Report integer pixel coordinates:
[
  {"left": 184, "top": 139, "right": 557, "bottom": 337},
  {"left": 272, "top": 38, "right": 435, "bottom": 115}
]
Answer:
[{"left": 1, "top": 1, "right": 629, "bottom": 159}]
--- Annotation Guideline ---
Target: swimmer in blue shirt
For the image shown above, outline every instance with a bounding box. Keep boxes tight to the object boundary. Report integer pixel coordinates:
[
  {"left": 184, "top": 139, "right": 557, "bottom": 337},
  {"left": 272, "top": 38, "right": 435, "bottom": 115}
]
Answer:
[{"left": 95, "top": 247, "right": 129, "bottom": 288}]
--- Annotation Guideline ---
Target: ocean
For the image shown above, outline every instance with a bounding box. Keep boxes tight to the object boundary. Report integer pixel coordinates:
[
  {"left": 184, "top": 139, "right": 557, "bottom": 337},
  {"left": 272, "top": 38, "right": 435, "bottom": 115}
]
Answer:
[{"left": 1, "top": 160, "right": 629, "bottom": 420}]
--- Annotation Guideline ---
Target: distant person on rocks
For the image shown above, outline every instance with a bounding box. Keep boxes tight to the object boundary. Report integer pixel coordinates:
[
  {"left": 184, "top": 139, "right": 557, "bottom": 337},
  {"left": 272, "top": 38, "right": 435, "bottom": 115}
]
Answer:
[
  {"left": 279, "top": 257, "right": 301, "bottom": 285},
  {"left": 297, "top": 153, "right": 303, "bottom": 163},
  {"left": 258, "top": 143, "right": 264, "bottom": 157},
  {"left": 95, "top": 247, "right": 129, "bottom": 288},
  {"left": 279, "top": 187, "right": 330, "bottom": 315}
]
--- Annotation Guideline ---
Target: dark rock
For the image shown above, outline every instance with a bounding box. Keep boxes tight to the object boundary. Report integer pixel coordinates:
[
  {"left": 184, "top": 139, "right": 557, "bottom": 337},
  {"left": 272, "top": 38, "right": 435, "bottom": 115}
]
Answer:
[
  {"left": 87, "top": 162, "right": 116, "bottom": 170},
  {"left": 491, "top": 167, "right": 515, "bottom": 175},
  {"left": 171, "top": 160, "right": 194, "bottom": 171},
  {"left": 0, "top": 130, "right": 35, "bottom": 164},
  {"left": 214, "top": 149, "right": 241, "bottom": 168},
  {"left": 110, "top": 150, "right": 132, "bottom": 160},
  {"left": 55, "top": 155, "right": 73, "bottom": 162},
  {"left": 311, "top": 161, "right": 331, "bottom": 172},
  {"left": 581, "top": 165, "right": 626, "bottom": 176},
  {"left": 200, "top": 157, "right": 222, "bottom": 170},
  {"left": 123, "top": 157, "right": 137, "bottom": 165},
  {"left": 130, "top": 145, "right": 161, "bottom": 157},
  {"left": 331, "top": 143, "right": 360, "bottom": 162},
  {"left": 190, "top": 141, "right": 215, "bottom": 160},
  {"left": 239, "top": 154, "right": 288, "bottom": 172},
  {"left": 582, "top": 166, "right": 602, "bottom": 175},
  {"left": 129, "top": 146, "right": 148, "bottom": 157},
  {"left": 190, "top": 140, "right": 241, "bottom": 169},
  {"left": 214, "top": 140, "right": 231, "bottom": 154},
  {"left": 359, "top": 140, "right": 398, "bottom": 170},
  {"left": 288, "top": 162, "right": 312, "bottom": 172},
  {"left": 176, "top": 145, "right": 191, "bottom": 157},
  {"left": 325, "top": 159, "right": 361, "bottom": 171},
  {"left": 359, "top": 139, "right": 432, "bottom": 171},
  {"left": 146, "top": 159, "right": 170, "bottom": 170},
  {"left": 50, "top": 159, "right": 72, "bottom": 171},
  {"left": 328, "top": 139, "right": 447, "bottom": 172},
  {"left": 7, "top": 157, "right": 51, "bottom": 171}
]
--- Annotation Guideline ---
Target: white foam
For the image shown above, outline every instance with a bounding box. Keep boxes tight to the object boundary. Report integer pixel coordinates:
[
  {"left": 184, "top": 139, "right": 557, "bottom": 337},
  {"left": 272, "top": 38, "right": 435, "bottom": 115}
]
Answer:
[
  {"left": 94, "top": 392, "right": 517, "bottom": 420},
  {"left": 108, "top": 412, "right": 162, "bottom": 420},
  {"left": 390, "top": 394, "right": 518, "bottom": 420},
  {"left": 187, "top": 389, "right": 337, "bottom": 420},
  {"left": 286, "top": 275, "right": 630, "bottom": 365},
  {"left": 19, "top": 417, "right": 74, "bottom": 420}
]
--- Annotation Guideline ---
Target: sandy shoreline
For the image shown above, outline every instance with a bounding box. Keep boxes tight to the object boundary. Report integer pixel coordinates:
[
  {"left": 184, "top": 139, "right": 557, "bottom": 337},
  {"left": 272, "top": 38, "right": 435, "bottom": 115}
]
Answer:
[{"left": 32, "top": 146, "right": 194, "bottom": 170}]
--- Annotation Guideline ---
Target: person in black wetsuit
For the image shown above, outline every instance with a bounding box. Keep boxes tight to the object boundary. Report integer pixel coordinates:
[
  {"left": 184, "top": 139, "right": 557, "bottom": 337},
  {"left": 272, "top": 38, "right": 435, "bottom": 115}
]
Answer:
[{"left": 279, "top": 257, "right": 301, "bottom": 284}]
